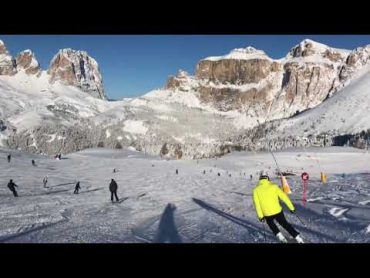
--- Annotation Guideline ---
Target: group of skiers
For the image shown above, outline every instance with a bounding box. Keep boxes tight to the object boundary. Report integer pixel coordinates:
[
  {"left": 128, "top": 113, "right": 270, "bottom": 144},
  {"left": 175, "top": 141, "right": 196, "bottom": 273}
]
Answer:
[
  {"left": 4, "top": 153, "right": 305, "bottom": 243},
  {"left": 5, "top": 154, "right": 120, "bottom": 203},
  {"left": 201, "top": 169, "right": 251, "bottom": 179},
  {"left": 8, "top": 154, "right": 37, "bottom": 166},
  {"left": 6, "top": 177, "right": 120, "bottom": 202}
]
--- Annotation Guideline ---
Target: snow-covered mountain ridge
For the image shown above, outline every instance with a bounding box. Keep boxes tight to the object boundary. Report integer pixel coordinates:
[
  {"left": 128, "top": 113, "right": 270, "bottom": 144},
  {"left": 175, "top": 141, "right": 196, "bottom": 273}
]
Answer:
[{"left": 1, "top": 38, "right": 370, "bottom": 158}]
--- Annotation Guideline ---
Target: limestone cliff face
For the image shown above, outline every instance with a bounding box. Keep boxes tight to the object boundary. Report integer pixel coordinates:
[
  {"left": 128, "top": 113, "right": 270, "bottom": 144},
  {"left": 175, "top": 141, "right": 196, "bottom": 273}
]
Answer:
[
  {"left": 48, "top": 49, "right": 106, "bottom": 99},
  {"left": 164, "top": 39, "right": 360, "bottom": 121},
  {"left": 195, "top": 58, "right": 273, "bottom": 84},
  {"left": 340, "top": 45, "right": 370, "bottom": 81}
]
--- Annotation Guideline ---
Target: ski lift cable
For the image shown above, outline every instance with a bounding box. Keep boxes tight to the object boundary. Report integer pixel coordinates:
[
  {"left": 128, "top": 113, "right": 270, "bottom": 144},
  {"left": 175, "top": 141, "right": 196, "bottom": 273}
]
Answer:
[
  {"left": 260, "top": 103, "right": 294, "bottom": 194},
  {"left": 270, "top": 148, "right": 282, "bottom": 175},
  {"left": 256, "top": 102, "right": 283, "bottom": 176}
]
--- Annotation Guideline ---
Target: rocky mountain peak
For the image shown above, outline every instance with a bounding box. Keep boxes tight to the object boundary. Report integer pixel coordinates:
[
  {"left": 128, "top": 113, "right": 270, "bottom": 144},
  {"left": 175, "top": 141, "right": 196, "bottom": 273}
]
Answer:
[
  {"left": 0, "top": 40, "right": 7, "bottom": 54},
  {"left": 0, "top": 40, "right": 17, "bottom": 76},
  {"left": 289, "top": 39, "right": 329, "bottom": 58},
  {"left": 16, "top": 49, "right": 41, "bottom": 75},
  {"left": 288, "top": 39, "right": 349, "bottom": 63},
  {"left": 176, "top": 69, "right": 189, "bottom": 78},
  {"left": 48, "top": 48, "right": 106, "bottom": 99}
]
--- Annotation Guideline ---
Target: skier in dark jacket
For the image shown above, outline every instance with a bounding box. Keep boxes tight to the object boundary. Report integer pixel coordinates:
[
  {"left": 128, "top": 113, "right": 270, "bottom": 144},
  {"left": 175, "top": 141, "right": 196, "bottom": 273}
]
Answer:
[
  {"left": 74, "top": 181, "right": 81, "bottom": 194},
  {"left": 43, "top": 176, "right": 48, "bottom": 188},
  {"left": 7, "top": 179, "right": 18, "bottom": 197},
  {"left": 109, "top": 179, "right": 119, "bottom": 202},
  {"left": 32, "top": 159, "right": 36, "bottom": 166},
  {"left": 7, "top": 154, "right": 11, "bottom": 163}
]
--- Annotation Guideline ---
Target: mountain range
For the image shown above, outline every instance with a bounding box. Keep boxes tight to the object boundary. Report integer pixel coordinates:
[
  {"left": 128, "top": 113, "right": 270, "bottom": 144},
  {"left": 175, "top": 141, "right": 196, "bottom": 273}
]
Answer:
[{"left": 0, "top": 38, "right": 369, "bottom": 158}]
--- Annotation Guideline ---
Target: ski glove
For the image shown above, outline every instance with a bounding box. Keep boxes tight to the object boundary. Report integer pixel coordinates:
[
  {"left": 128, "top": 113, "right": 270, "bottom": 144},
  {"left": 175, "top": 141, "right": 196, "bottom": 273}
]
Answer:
[
  {"left": 260, "top": 217, "right": 265, "bottom": 222},
  {"left": 290, "top": 209, "right": 295, "bottom": 214}
]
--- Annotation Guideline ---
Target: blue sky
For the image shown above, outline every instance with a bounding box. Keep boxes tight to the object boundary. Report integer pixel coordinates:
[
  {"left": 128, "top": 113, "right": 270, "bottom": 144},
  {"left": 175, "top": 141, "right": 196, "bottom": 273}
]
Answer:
[{"left": 2, "top": 35, "right": 370, "bottom": 99}]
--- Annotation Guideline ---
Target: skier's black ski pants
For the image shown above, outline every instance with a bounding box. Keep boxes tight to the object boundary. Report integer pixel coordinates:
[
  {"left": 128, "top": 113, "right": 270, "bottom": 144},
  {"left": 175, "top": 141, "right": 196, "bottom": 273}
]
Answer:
[
  {"left": 265, "top": 211, "right": 299, "bottom": 237},
  {"left": 11, "top": 189, "right": 18, "bottom": 197},
  {"left": 111, "top": 191, "right": 119, "bottom": 202}
]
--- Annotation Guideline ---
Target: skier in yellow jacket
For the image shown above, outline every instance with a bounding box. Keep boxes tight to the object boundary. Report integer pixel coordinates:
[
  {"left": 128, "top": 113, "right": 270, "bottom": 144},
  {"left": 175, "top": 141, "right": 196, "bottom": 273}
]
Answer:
[{"left": 253, "top": 173, "right": 304, "bottom": 243}]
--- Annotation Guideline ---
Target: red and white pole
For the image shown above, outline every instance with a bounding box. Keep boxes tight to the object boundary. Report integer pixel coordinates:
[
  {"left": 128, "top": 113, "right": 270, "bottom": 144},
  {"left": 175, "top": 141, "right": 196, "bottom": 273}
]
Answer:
[{"left": 301, "top": 172, "right": 309, "bottom": 205}]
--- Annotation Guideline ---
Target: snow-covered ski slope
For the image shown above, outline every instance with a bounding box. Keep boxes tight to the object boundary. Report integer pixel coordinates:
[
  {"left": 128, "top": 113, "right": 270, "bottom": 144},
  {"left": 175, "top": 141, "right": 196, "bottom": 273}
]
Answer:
[{"left": 1, "top": 147, "right": 369, "bottom": 243}]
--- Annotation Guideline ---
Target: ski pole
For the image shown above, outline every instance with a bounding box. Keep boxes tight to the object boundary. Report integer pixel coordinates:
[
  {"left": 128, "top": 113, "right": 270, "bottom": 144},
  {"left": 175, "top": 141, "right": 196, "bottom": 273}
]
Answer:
[
  {"left": 294, "top": 214, "right": 307, "bottom": 228},
  {"left": 270, "top": 149, "right": 281, "bottom": 174},
  {"left": 268, "top": 142, "right": 283, "bottom": 176},
  {"left": 261, "top": 221, "right": 267, "bottom": 243}
]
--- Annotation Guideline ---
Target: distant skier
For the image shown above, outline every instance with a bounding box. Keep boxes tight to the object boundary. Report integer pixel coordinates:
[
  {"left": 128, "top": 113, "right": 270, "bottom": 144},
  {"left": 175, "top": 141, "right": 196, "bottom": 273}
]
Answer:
[
  {"left": 252, "top": 172, "right": 304, "bottom": 243},
  {"left": 109, "top": 179, "right": 119, "bottom": 203},
  {"left": 113, "top": 168, "right": 117, "bottom": 173},
  {"left": 218, "top": 173, "right": 220, "bottom": 176},
  {"left": 250, "top": 174, "right": 253, "bottom": 180},
  {"left": 229, "top": 174, "right": 231, "bottom": 177},
  {"left": 203, "top": 170, "right": 206, "bottom": 174},
  {"left": 176, "top": 169, "right": 178, "bottom": 174},
  {"left": 7, "top": 179, "right": 18, "bottom": 197},
  {"left": 43, "top": 176, "right": 48, "bottom": 188},
  {"left": 58, "top": 154, "right": 62, "bottom": 160},
  {"left": 32, "top": 159, "right": 36, "bottom": 166},
  {"left": 74, "top": 181, "right": 81, "bottom": 194},
  {"left": 7, "top": 154, "right": 11, "bottom": 163}
]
